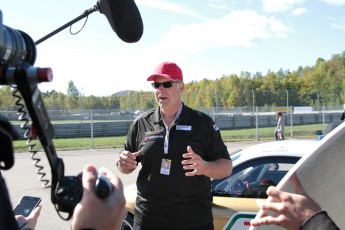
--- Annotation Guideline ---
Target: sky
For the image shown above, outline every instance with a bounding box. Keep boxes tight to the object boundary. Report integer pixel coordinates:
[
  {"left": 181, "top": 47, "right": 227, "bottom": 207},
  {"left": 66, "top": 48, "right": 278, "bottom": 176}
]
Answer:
[{"left": 2, "top": 0, "right": 345, "bottom": 96}]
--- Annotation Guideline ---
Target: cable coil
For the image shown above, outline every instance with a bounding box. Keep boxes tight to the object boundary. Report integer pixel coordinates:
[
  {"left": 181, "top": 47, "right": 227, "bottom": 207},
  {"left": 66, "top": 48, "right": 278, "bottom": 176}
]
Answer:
[{"left": 12, "top": 86, "right": 50, "bottom": 188}]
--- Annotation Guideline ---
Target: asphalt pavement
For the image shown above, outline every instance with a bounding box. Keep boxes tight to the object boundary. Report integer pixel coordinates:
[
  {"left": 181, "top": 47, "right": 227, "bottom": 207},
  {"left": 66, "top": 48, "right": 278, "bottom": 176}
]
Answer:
[{"left": 2, "top": 141, "right": 260, "bottom": 229}]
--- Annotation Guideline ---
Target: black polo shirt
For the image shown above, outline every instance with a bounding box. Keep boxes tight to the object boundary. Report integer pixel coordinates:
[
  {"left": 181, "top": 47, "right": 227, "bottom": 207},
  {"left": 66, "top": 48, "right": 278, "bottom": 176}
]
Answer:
[{"left": 125, "top": 104, "right": 230, "bottom": 229}]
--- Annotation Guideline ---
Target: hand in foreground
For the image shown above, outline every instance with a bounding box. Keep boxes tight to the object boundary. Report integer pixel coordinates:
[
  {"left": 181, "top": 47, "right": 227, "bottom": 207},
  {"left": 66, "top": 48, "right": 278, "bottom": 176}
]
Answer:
[
  {"left": 15, "top": 205, "right": 42, "bottom": 229},
  {"left": 250, "top": 174, "right": 321, "bottom": 230},
  {"left": 71, "top": 165, "right": 127, "bottom": 230}
]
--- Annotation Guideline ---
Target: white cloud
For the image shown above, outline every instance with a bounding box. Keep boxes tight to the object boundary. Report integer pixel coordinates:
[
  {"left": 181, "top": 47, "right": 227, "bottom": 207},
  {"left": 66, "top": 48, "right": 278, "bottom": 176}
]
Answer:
[
  {"left": 206, "top": 0, "right": 230, "bottom": 10},
  {"left": 159, "top": 10, "right": 291, "bottom": 53},
  {"left": 291, "top": 7, "right": 308, "bottom": 15},
  {"left": 319, "top": 0, "right": 345, "bottom": 5},
  {"left": 262, "top": 0, "right": 306, "bottom": 12},
  {"left": 326, "top": 17, "right": 345, "bottom": 30},
  {"left": 138, "top": 0, "right": 200, "bottom": 17},
  {"left": 40, "top": 9, "right": 292, "bottom": 95}
]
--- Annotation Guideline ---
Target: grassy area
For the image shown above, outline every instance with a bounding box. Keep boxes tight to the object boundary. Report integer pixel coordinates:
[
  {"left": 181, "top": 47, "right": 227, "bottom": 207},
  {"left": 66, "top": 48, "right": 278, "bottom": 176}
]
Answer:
[
  {"left": 13, "top": 123, "right": 325, "bottom": 153},
  {"left": 221, "top": 123, "right": 324, "bottom": 141},
  {"left": 13, "top": 136, "right": 127, "bottom": 153}
]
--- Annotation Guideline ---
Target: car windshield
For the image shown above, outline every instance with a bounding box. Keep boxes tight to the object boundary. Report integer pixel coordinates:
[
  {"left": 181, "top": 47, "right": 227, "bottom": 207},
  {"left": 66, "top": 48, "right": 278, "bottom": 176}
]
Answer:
[{"left": 211, "top": 158, "right": 298, "bottom": 198}]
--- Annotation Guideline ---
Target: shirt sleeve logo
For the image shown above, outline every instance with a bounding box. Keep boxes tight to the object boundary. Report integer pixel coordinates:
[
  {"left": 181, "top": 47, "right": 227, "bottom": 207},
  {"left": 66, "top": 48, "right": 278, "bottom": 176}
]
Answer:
[{"left": 213, "top": 124, "right": 219, "bottom": 131}]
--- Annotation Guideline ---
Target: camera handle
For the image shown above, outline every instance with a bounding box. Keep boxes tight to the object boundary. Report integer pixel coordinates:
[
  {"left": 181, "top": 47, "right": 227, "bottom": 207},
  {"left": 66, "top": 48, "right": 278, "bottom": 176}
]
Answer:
[
  {"left": 10, "top": 62, "right": 65, "bottom": 207},
  {"left": 7, "top": 62, "right": 101, "bottom": 220}
]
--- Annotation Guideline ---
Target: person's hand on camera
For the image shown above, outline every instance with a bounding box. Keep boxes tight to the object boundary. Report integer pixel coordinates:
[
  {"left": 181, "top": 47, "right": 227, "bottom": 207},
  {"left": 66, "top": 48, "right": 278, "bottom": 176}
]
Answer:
[
  {"left": 71, "top": 165, "right": 127, "bottom": 230},
  {"left": 250, "top": 174, "right": 321, "bottom": 229},
  {"left": 15, "top": 205, "right": 42, "bottom": 229}
]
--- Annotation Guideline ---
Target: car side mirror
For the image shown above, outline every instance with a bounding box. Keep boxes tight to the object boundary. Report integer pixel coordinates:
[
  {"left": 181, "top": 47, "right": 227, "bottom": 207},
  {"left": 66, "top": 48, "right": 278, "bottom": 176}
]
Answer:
[{"left": 314, "top": 130, "right": 323, "bottom": 135}]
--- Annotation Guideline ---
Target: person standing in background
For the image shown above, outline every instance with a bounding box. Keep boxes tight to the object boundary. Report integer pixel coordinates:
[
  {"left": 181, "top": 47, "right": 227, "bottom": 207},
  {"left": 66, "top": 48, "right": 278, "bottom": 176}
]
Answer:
[{"left": 274, "top": 111, "right": 285, "bottom": 141}]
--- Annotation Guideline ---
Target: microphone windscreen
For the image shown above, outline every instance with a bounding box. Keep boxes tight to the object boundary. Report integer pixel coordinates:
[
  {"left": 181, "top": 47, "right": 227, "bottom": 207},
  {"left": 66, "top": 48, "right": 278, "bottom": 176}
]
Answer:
[{"left": 98, "top": 0, "right": 143, "bottom": 43}]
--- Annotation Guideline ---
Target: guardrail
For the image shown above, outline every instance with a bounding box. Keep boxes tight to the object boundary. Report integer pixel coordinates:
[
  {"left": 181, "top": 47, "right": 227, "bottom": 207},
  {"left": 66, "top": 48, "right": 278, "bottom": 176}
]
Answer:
[
  {"left": 13, "top": 121, "right": 130, "bottom": 139},
  {"left": 10, "top": 111, "right": 342, "bottom": 139}
]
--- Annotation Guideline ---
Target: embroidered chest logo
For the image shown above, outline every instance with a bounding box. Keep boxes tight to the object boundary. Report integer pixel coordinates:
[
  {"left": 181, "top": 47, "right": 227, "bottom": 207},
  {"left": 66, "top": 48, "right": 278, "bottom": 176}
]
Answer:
[
  {"left": 144, "top": 134, "right": 164, "bottom": 142},
  {"left": 176, "top": 125, "right": 192, "bottom": 131}
]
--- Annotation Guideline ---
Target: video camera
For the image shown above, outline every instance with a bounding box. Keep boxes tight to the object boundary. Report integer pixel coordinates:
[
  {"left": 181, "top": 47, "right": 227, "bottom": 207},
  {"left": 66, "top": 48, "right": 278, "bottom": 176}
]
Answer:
[{"left": 0, "top": 10, "right": 110, "bottom": 220}]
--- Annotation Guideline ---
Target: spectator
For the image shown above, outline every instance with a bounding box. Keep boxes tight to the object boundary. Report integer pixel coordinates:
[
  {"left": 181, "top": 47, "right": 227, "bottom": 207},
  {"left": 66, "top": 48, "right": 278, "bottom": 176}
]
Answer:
[{"left": 274, "top": 111, "right": 285, "bottom": 141}]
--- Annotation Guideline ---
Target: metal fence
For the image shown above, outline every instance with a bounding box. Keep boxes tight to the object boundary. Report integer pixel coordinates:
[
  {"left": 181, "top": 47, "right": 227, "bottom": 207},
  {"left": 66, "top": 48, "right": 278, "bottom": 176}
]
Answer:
[{"left": 2, "top": 105, "right": 344, "bottom": 141}]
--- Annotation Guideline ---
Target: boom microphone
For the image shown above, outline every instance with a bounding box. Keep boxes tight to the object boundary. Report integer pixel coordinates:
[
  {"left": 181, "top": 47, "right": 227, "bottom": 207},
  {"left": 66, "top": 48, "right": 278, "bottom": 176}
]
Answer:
[{"left": 97, "top": 0, "right": 143, "bottom": 43}]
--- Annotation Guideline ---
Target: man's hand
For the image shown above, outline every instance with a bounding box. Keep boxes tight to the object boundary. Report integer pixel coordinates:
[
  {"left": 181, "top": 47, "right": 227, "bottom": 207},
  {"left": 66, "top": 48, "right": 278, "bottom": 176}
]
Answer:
[
  {"left": 117, "top": 150, "right": 140, "bottom": 174},
  {"left": 182, "top": 146, "right": 207, "bottom": 176}
]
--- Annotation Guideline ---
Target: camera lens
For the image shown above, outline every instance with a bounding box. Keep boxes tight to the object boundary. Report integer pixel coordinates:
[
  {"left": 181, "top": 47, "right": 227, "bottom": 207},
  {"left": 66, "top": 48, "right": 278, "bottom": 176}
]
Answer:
[{"left": 1, "top": 25, "right": 36, "bottom": 66}]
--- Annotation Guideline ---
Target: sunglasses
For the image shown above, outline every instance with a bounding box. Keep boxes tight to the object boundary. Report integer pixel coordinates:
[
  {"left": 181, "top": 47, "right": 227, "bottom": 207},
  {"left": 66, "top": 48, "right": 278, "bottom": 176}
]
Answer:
[{"left": 151, "top": 81, "right": 179, "bottom": 89}]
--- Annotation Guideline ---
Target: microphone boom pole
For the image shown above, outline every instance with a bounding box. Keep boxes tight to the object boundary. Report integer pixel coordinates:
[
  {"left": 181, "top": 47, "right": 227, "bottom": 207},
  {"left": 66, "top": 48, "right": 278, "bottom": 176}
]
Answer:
[{"left": 35, "top": 4, "right": 99, "bottom": 45}]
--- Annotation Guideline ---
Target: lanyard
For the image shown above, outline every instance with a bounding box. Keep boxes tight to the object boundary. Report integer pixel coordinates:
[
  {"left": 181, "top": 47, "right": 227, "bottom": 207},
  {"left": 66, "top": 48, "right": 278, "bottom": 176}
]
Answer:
[{"left": 162, "top": 104, "right": 182, "bottom": 154}]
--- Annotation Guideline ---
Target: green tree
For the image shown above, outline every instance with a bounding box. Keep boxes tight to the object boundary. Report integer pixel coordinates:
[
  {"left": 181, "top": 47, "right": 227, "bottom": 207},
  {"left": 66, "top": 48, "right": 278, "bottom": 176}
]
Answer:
[
  {"left": 0, "top": 86, "right": 16, "bottom": 110},
  {"left": 65, "top": 81, "right": 80, "bottom": 110}
]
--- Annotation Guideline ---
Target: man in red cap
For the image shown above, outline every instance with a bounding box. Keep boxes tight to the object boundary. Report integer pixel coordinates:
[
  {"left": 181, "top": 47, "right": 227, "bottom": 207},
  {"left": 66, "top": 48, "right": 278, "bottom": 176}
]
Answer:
[{"left": 116, "top": 61, "right": 233, "bottom": 230}]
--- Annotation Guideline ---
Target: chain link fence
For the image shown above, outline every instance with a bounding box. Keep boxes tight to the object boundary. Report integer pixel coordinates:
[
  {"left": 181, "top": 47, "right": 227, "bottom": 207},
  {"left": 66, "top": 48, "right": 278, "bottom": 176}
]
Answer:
[{"left": 2, "top": 105, "right": 344, "bottom": 145}]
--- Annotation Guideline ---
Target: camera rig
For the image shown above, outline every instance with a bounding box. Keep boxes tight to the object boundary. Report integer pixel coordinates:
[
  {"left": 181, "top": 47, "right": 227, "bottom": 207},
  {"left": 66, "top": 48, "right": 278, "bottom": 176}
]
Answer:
[{"left": 0, "top": 9, "right": 111, "bottom": 220}]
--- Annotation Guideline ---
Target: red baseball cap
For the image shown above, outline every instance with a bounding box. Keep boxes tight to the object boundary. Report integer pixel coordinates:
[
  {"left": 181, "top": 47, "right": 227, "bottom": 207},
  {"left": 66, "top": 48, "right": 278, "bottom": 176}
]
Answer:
[{"left": 147, "top": 61, "right": 183, "bottom": 82}]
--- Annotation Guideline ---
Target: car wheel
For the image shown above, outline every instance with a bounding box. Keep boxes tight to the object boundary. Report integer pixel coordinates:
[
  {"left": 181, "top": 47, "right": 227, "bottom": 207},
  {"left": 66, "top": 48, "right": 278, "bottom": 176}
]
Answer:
[{"left": 120, "top": 212, "right": 134, "bottom": 230}]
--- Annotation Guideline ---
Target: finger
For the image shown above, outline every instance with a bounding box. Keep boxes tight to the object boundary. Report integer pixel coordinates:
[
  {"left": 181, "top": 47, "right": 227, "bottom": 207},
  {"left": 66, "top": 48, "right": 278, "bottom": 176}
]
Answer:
[
  {"left": 266, "top": 186, "right": 283, "bottom": 200},
  {"left": 187, "top": 146, "right": 194, "bottom": 153},
  {"left": 255, "top": 200, "right": 270, "bottom": 217},
  {"left": 121, "top": 151, "right": 140, "bottom": 159},
  {"left": 99, "top": 166, "right": 109, "bottom": 174},
  {"left": 182, "top": 153, "right": 194, "bottom": 160},
  {"left": 25, "top": 205, "right": 42, "bottom": 229},
  {"left": 118, "top": 152, "right": 139, "bottom": 167},
  {"left": 15, "top": 215, "right": 26, "bottom": 222},
  {"left": 29, "top": 205, "right": 42, "bottom": 219},
  {"left": 185, "top": 170, "right": 197, "bottom": 177},
  {"left": 257, "top": 198, "right": 280, "bottom": 213},
  {"left": 120, "top": 151, "right": 139, "bottom": 162},
  {"left": 250, "top": 215, "right": 280, "bottom": 226},
  {"left": 183, "top": 148, "right": 199, "bottom": 160},
  {"left": 100, "top": 167, "right": 123, "bottom": 188},
  {"left": 118, "top": 159, "right": 138, "bottom": 169},
  {"left": 290, "top": 173, "right": 306, "bottom": 195},
  {"left": 82, "top": 164, "right": 98, "bottom": 192}
]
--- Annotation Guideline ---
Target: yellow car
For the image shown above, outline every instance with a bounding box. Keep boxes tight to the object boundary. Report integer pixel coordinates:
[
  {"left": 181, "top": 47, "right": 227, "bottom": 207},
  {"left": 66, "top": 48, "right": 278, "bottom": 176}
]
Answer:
[{"left": 121, "top": 140, "right": 319, "bottom": 230}]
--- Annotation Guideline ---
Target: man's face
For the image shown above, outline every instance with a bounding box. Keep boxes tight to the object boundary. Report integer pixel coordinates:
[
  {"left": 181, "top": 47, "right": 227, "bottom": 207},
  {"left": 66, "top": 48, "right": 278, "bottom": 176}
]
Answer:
[{"left": 151, "top": 76, "right": 184, "bottom": 109}]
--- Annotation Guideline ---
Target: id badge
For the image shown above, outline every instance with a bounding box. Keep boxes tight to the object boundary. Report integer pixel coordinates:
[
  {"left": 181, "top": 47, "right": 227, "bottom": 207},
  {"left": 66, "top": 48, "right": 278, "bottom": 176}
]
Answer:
[{"left": 160, "top": 159, "right": 171, "bottom": 175}]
